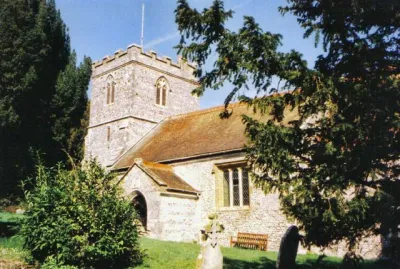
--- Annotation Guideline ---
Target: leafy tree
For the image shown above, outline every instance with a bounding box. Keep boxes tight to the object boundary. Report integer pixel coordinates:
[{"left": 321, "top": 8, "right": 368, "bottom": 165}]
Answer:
[
  {"left": 175, "top": 0, "right": 400, "bottom": 256},
  {"left": 21, "top": 161, "right": 143, "bottom": 268},
  {"left": 0, "top": 0, "right": 90, "bottom": 196}
]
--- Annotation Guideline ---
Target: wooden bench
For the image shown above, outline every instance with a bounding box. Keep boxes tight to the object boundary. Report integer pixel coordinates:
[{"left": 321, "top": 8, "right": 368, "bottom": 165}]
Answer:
[{"left": 230, "top": 232, "right": 268, "bottom": 251}]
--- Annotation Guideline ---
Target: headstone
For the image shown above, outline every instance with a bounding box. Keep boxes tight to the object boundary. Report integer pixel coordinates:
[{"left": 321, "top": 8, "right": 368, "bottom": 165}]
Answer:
[
  {"left": 276, "top": 225, "right": 302, "bottom": 269},
  {"left": 196, "top": 213, "right": 224, "bottom": 269},
  {"left": 15, "top": 209, "right": 25, "bottom": 214}
]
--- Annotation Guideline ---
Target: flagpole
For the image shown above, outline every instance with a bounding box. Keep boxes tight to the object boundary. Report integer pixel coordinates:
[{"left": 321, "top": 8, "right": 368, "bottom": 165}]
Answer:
[{"left": 141, "top": 2, "right": 145, "bottom": 48}]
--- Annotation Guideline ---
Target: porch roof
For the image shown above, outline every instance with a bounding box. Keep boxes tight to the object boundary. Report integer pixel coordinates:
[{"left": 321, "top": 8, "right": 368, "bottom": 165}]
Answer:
[{"left": 134, "top": 160, "right": 199, "bottom": 195}]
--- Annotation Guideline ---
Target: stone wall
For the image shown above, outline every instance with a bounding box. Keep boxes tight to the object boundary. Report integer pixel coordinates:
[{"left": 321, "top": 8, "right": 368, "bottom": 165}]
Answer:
[
  {"left": 86, "top": 117, "right": 156, "bottom": 166},
  {"left": 118, "top": 152, "right": 381, "bottom": 258},
  {"left": 171, "top": 154, "right": 382, "bottom": 258},
  {"left": 172, "top": 154, "right": 292, "bottom": 251},
  {"left": 120, "top": 164, "right": 200, "bottom": 243},
  {"left": 85, "top": 44, "right": 200, "bottom": 166},
  {"left": 157, "top": 194, "right": 199, "bottom": 242},
  {"left": 121, "top": 165, "right": 162, "bottom": 235},
  {"left": 315, "top": 235, "right": 382, "bottom": 259}
]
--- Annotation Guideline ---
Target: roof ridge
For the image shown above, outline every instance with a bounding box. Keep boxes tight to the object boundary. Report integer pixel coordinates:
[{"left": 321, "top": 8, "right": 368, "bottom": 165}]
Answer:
[{"left": 164, "top": 91, "right": 295, "bottom": 121}]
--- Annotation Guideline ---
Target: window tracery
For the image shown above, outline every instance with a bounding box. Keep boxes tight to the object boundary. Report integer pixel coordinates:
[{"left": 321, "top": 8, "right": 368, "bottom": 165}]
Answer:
[
  {"left": 106, "top": 75, "right": 115, "bottom": 104},
  {"left": 155, "top": 77, "right": 168, "bottom": 106}
]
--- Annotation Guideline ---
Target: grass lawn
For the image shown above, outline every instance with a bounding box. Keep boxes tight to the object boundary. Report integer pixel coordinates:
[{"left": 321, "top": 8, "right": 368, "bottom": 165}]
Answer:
[
  {"left": 0, "top": 235, "right": 390, "bottom": 268},
  {"left": 0, "top": 211, "right": 25, "bottom": 238},
  {"left": 0, "top": 235, "right": 27, "bottom": 261},
  {"left": 0, "top": 212, "right": 29, "bottom": 267},
  {"left": 0, "top": 212, "right": 25, "bottom": 222},
  {"left": 138, "top": 237, "right": 389, "bottom": 269}
]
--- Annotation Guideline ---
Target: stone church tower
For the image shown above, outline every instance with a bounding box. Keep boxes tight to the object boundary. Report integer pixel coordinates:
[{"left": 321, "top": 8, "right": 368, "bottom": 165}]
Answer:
[{"left": 85, "top": 44, "right": 200, "bottom": 166}]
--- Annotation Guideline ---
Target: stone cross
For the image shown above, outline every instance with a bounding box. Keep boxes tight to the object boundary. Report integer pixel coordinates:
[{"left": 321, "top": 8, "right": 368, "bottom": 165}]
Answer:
[
  {"left": 196, "top": 214, "right": 224, "bottom": 269},
  {"left": 276, "top": 225, "right": 303, "bottom": 269}
]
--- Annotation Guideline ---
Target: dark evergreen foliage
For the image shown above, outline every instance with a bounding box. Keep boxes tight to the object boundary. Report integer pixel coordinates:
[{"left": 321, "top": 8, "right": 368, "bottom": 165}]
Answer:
[
  {"left": 0, "top": 0, "right": 91, "bottom": 196},
  {"left": 52, "top": 53, "right": 92, "bottom": 163},
  {"left": 175, "top": 0, "right": 400, "bottom": 255}
]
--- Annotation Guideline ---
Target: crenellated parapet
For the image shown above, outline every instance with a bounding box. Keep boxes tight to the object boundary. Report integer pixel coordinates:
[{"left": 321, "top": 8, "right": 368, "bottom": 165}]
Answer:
[
  {"left": 86, "top": 42, "right": 200, "bottom": 168},
  {"left": 92, "top": 43, "right": 197, "bottom": 79}
]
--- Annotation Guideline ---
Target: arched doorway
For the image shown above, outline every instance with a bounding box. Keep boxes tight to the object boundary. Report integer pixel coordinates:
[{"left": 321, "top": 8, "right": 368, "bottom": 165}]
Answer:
[{"left": 131, "top": 191, "right": 147, "bottom": 232}]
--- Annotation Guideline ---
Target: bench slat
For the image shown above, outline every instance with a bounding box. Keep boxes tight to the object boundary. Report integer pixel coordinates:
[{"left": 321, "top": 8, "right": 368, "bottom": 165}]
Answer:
[{"left": 230, "top": 232, "right": 268, "bottom": 251}]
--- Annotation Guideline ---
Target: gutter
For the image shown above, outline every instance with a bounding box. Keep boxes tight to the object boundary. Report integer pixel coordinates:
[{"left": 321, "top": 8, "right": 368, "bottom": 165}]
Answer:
[
  {"left": 112, "top": 148, "right": 245, "bottom": 171},
  {"left": 159, "top": 148, "right": 245, "bottom": 164}
]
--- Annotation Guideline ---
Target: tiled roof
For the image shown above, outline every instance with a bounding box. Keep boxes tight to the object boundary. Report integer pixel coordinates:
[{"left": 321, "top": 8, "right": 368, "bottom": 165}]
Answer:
[
  {"left": 136, "top": 160, "right": 198, "bottom": 194},
  {"left": 114, "top": 102, "right": 298, "bottom": 169}
]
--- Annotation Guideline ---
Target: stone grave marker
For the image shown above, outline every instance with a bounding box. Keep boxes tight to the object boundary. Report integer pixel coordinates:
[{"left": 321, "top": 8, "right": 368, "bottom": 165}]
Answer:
[
  {"left": 196, "top": 213, "right": 224, "bottom": 269},
  {"left": 276, "top": 225, "right": 303, "bottom": 269}
]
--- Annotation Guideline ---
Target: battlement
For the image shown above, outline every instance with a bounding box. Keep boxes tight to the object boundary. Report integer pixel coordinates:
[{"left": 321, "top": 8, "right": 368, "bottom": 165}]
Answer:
[{"left": 92, "top": 43, "right": 197, "bottom": 75}]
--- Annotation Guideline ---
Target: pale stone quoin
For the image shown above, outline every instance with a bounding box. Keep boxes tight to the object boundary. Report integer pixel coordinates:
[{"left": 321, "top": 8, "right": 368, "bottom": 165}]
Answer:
[{"left": 85, "top": 44, "right": 382, "bottom": 259}]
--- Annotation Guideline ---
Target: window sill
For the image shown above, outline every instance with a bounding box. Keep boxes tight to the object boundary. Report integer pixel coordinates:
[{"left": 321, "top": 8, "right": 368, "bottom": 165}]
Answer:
[{"left": 217, "top": 206, "right": 250, "bottom": 212}]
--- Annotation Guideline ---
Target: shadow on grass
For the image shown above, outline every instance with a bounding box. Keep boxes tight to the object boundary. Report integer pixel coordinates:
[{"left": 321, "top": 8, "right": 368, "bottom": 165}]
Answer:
[
  {"left": 224, "top": 257, "right": 391, "bottom": 269},
  {"left": 224, "top": 256, "right": 275, "bottom": 269},
  {"left": 223, "top": 257, "right": 337, "bottom": 269}
]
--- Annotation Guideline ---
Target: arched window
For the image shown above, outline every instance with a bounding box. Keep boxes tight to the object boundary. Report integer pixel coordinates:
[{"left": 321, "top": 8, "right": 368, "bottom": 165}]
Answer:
[
  {"left": 106, "top": 75, "right": 115, "bottom": 104},
  {"left": 155, "top": 77, "right": 168, "bottom": 106}
]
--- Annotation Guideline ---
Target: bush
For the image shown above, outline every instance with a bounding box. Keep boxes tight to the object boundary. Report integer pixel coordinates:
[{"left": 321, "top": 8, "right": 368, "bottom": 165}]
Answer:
[
  {"left": 20, "top": 160, "right": 142, "bottom": 268},
  {"left": 41, "top": 256, "right": 79, "bottom": 269}
]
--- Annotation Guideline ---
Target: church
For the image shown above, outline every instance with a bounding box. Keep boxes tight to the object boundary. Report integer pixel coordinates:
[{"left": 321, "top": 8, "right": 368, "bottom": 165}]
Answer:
[{"left": 84, "top": 43, "right": 380, "bottom": 258}]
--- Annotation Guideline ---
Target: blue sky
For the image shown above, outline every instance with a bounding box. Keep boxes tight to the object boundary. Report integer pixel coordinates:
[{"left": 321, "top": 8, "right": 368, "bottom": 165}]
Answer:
[{"left": 55, "top": 0, "right": 323, "bottom": 108}]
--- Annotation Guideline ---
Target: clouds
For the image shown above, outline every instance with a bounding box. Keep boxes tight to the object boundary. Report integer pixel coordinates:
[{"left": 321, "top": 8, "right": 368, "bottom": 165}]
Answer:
[
  {"left": 232, "top": 0, "right": 253, "bottom": 11},
  {"left": 144, "top": 0, "right": 253, "bottom": 50},
  {"left": 144, "top": 31, "right": 180, "bottom": 49}
]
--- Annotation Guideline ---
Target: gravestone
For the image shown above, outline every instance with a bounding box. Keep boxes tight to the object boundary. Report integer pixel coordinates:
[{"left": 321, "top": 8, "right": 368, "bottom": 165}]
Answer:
[
  {"left": 15, "top": 209, "right": 25, "bottom": 214},
  {"left": 196, "top": 213, "right": 224, "bottom": 269},
  {"left": 276, "top": 225, "right": 302, "bottom": 269}
]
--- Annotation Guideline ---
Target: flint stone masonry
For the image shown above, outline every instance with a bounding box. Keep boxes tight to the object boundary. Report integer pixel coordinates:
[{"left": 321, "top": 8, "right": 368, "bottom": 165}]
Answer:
[
  {"left": 121, "top": 164, "right": 199, "bottom": 243},
  {"left": 171, "top": 154, "right": 382, "bottom": 258},
  {"left": 122, "top": 165, "right": 161, "bottom": 235},
  {"left": 172, "top": 154, "right": 292, "bottom": 251},
  {"left": 158, "top": 195, "right": 198, "bottom": 242},
  {"left": 86, "top": 117, "right": 156, "bottom": 166},
  {"left": 85, "top": 44, "right": 199, "bottom": 166}
]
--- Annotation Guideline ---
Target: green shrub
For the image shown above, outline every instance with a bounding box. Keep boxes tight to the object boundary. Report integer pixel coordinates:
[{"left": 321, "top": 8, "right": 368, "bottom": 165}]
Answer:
[
  {"left": 20, "top": 160, "right": 142, "bottom": 268},
  {"left": 41, "top": 256, "right": 79, "bottom": 269}
]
